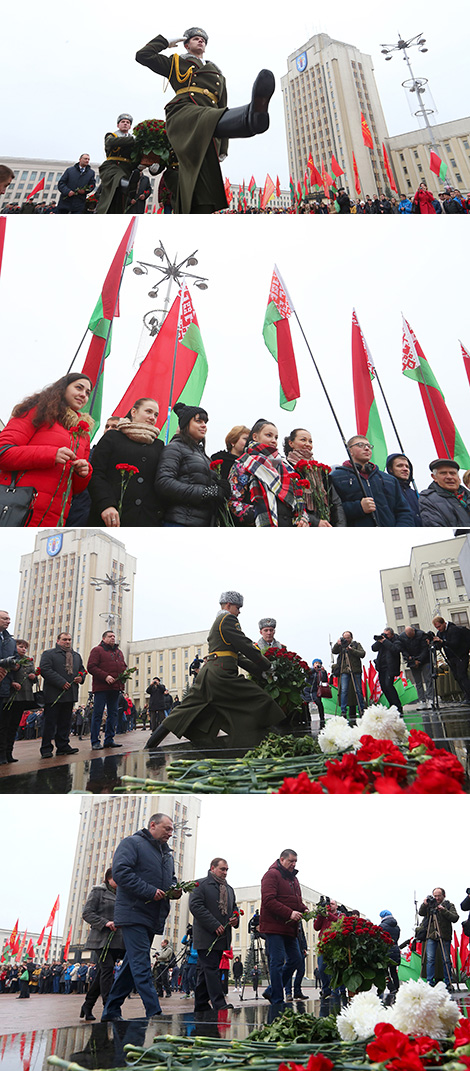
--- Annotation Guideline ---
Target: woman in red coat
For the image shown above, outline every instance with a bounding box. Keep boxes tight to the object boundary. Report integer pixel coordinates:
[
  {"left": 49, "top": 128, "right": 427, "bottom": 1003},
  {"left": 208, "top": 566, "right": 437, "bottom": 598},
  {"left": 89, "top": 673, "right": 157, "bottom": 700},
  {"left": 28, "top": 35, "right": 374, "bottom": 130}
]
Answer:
[
  {"left": 0, "top": 372, "right": 93, "bottom": 526},
  {"left": 413, "top": 181, "right": 436, "bottom": 214}
]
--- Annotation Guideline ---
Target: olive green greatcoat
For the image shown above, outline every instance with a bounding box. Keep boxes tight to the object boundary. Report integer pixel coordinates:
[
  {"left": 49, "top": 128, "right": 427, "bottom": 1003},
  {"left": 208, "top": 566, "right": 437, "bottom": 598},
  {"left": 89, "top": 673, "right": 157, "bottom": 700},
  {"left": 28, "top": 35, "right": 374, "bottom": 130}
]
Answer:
[
  {"left": 96, "top": 133, "right": 136, "bottom": 214},
  {"left": 156, "top": 611, "right": 285, "bottom": 746},
  {"left": 136, "top": 35, "right": 229, "bottom": 214}
]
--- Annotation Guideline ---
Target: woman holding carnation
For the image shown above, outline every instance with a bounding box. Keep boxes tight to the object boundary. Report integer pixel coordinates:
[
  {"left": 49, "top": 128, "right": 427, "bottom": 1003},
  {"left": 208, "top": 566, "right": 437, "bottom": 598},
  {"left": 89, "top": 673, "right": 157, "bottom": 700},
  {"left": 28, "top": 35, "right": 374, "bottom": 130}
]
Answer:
[
  {"left": 0, "top": 373, "right": 93, "bottom": 526},
  {"left": 210, "top": 424, "right": 250, "bottom": 481},
  {"left": 229, "top": 419, "right": 309, "bottom": 527},
  {"left": 156, "top": 403, "right": 230, "bottom": 526},
  {"left": 88, "top": 398, "right": 163, "bottom": 527},
  {"left": 284, "top": 428, "right": 346, "bottom": 527}
]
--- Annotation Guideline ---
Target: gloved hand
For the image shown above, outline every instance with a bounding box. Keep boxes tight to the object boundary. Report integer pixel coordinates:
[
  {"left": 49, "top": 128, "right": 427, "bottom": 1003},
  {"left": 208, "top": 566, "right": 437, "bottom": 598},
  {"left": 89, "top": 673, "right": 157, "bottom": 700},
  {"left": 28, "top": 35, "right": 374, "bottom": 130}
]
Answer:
[
  {"left": 166, "top": 35, "right": 184, "bottom": 46},
  {"left": 216, "top": 478, "right": 231, "bottom": 502}
]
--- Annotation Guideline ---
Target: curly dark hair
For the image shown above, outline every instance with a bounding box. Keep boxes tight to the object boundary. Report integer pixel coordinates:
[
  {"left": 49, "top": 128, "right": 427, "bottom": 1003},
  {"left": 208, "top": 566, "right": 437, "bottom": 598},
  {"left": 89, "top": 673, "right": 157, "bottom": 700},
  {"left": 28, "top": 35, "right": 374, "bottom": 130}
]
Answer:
[
  {"left": 12, "top": 372, "right": 93, "bottom": 429},
  {"left": 283, "top": 428, "right": 309, "bottom": 456}
]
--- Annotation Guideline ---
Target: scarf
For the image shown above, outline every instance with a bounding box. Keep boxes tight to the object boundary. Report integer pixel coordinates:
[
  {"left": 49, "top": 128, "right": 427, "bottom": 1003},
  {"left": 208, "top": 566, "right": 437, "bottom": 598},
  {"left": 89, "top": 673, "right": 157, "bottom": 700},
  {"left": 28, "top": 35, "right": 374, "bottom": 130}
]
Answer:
[
  {"left": 287, "top": 448, "right": 330, "bottom": 519},
  {"left": 117, "top": 420, "right": 158, "bottom": 444},
  {"left": 240, "top": 444, "right": 298, "bottom": 527},
  {"left": 213, "top": 873, "right": 228, "bottom": 916},
  {"left": 64, "top": 648, "right": 74, "bottom": 675}
]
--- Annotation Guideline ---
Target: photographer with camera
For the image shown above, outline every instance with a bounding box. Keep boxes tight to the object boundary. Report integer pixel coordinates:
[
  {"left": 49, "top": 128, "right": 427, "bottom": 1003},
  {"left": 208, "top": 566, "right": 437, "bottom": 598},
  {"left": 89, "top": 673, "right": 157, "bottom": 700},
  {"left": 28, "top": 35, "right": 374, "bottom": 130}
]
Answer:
[
  {"left": 371, "top": 628, "right": 403, "bottom": 715},
  {"left": 419, "top": 887, "right": 459, "bottom": 991},
  {"left": 432, "top": 617, "right": 470, "bottom": 703},
  {"left": 397, "top": 627, "right": 433, "bottom": 708},
  {"left": 332, "top": 632, "right": 365, "bottom": 719},
  {"left": 461, "top": 889, "right": 470, "bottom": 938}
]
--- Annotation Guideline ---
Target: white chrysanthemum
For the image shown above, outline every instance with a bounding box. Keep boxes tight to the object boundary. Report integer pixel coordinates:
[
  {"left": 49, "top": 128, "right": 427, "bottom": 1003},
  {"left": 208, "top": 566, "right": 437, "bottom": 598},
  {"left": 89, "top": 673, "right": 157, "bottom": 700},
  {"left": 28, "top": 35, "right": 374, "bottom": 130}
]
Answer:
[
  {"left": 336, "top": 990, "right": 386, "bottom": 1041},
  {"left": 337, "top": 1015, "right": 357, "bottom": 1041},
  {"left": 318, "top": 716, "right": 356, "bottom": 753},
  {"left": 357, "top": 704, "right": 409, "bottom": 744},
  {"left": 390, "top": 979, "right": 460, "bottom": 1039}
]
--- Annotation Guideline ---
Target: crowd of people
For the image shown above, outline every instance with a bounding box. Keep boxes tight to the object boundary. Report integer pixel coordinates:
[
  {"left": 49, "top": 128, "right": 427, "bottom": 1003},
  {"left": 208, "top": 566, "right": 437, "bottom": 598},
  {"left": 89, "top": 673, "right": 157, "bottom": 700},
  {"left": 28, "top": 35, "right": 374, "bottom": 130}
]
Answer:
[{"left": 1, "top": 374, "right": 469, "bottom": 527}]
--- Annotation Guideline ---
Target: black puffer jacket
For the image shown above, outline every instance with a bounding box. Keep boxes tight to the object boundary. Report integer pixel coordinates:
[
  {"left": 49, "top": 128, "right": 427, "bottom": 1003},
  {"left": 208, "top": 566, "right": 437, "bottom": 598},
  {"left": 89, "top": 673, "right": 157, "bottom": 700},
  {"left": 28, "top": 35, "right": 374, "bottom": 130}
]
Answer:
[
  {"left": 88, "top": 429, "right": 164, "bottom": 526},
  {"left": 380, "top": 914, "right": 401, "bottom": 964},
  {"left": 156, "top": 438, "right": 220, "bottom": 526},
  {"left": 418, "top": 484, "right": 470, "bottom": 527}
]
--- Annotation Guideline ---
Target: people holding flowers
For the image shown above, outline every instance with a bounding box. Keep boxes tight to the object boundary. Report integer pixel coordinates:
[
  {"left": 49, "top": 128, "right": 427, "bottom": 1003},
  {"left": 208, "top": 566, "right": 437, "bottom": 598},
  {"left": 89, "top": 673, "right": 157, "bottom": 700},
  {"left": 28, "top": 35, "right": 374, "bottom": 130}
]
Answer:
[
  {"left": 229, "top": 419, "right": 309, "bottom": 527},
  {"left": 88, "top": 397, "right": 163, "bottom": 527},
  {"left": 39, "top": 631, "right": 86, "bottom": 759},
  {"left": 189, "top": 857, "right": 239, "bottom": 1014},
  {"left": 260, "top": 848, "right": 306, "bottom": 1006},
  {"left": 87, "top": 631, "right": 128, "bottom": 751},
  {"left": 283, "top": 427, "right": 346, "bottom": 527},
  {"left": 156, "top": 403, "right": 230, "bottom": 527},
  {"left": 0, "top": 373, "right": 93, "bottom": 526}
]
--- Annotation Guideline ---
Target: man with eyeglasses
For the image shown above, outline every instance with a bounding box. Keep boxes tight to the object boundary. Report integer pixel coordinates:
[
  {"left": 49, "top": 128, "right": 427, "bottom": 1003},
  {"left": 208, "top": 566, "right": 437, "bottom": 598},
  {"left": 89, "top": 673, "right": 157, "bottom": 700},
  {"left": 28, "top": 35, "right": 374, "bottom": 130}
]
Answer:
[{"left": 330, "top": 436, "right": 414, "bottom": 527}]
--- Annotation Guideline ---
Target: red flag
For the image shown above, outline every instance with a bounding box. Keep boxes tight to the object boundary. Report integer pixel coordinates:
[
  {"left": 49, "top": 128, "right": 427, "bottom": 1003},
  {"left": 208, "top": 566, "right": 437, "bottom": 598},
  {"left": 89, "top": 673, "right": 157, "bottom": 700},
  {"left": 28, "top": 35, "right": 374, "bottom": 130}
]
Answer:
[
  {"left": 248, "top": 175, "right": 256, "bottom": 194},
  {"left": 44, "top": 931, "right": 52, "bottom": 961},
  {"left": 303, "top": 172, "right": 309, "bottom": 198},
  {"left": 263, "top": 266, "right": 300, "bottom": 410},
  {"left": 37, "top": 927, "right": 45, "bottom": 946},
  {"left": 310, "top": 162, "right": 323, "bottom": 188},
  {"left": 430, "top": 151, "right": 448, "bottom": 182},
  {"left": 352, "top": 152, "right": 361, "bottom": 197},
  {"left": 276, "top": 175, "right": 281, "bottom": 197},
  {"left": 27, "top": 177, "right": 45, "bottom": 201},
  {"left": 16, "top": 931, "right": 27, "bottom": 963},
  {"left": 331, "top": 154, "right": 344, "bottom": 178},
  {"left": 224, "top": 177, "right": 232, "bottom": 205},
  {"left": 460, "top": 341, "right": 470, "bottom": 387},
  {"left": 260, "top": 174, "right": 275, "bottom": 210},
  {"left": 402, "top": 316, "right": 470, "bottom": 468},
  {"left": 0, "top": 218, "right": 5, "bottom": 277},
  {"left": 320, "top": 160, "right": 333, "bottom": 197},
  {"left": 368, "top": 662, "right": 382, "bottom": 702},
  {"left": 9, "top": 919, "right": 19, "bottom": 949},
  {"left": 26, "top": 939, "right": 35, "bottom": 959},
  {"left": 63, "top": 925, "right": 72, "bottom": 962},
  {"left": 460, "top": 931, "right": 470, "bottom": 973},
  {"left": 46, "top": 896, "right": 60, "bottom": 929},
  {"left": 382, "top": 143, "right": 397, "bottom": 193},
  {"left": 361, "top": 113, "right": 373, "bottom": 149}
]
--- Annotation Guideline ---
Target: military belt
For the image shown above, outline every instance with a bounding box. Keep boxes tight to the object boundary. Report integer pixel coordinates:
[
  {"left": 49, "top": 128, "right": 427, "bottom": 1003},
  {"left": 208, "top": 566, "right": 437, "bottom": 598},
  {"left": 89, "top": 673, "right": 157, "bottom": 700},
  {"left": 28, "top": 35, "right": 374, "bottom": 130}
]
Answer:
[
  {"left": 106, "top": 156, "right": 130, "bottom": 163},
  {"left": 174, "top": 86, "right": 219, "bottom": 105},
  {"left": 209, "top": 651, "right": 238, "bottom": 658}
]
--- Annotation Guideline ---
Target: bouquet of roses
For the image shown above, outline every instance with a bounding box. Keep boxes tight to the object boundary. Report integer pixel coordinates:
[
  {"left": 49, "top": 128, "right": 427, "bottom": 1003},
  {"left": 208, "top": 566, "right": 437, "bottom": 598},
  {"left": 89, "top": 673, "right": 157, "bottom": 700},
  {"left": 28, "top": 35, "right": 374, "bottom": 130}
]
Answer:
[
  {"left": 318, "top": 913, "right": 395, "bottom": 994},
  {"left": 257, "top": 647, "right": 310, "bottom": 716},
  {"left": 131, "top": 119, "right": 172, "bottom": 166}
]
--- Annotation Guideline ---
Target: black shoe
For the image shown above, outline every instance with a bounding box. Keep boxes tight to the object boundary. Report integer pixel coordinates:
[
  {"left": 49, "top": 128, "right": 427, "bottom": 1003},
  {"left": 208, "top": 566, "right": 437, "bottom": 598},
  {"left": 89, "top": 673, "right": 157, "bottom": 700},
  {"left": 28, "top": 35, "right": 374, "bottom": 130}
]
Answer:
[
  {"left": 0, "top": 752, "right": 9, "bottom": 766},
  {"left": 104, "top": 741, "right": 122, "bottom": 748},
  {"left": 92, "top": 743, "right": 103, "bottom": 750},
  {"left": 56, "top": 746, "right": 79, "bottom": 755},
  {"left": 101, "top": 1014, "right": 123, "bottom": 1021},
  {"left": 145, "top": 723, "right": 170, "bottom": 749},
  {"left": 40, "top": 751, "right": 53, "bottom": 759},
  {"left": 214, "top": 70, "right": 275, "bottom": 140},
  {"left": 6, "top": 753, "right": 18, "bottom": 763},
  {"left": 294, "top": 992, "right": 309, "bottom": 999},
  {"left": 80, "top": 1003, "right": 96, "bottom": 1020}
]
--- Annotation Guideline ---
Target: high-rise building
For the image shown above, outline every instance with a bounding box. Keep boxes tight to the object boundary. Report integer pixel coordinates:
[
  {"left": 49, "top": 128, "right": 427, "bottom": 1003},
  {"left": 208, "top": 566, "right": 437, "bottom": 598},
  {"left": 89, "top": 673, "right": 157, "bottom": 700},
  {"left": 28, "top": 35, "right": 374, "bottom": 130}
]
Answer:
[
  {"left": 14, "top": 529, "right": 136, "bottom": 697},
  {"left": 65, "top": 795, "right": 201, "bottom": 957},
  {"left": 282, "top": 33, "right": 390, "bottom": 195},
  {"left": 380, "top": 535, "right": 469, "bottom": 633},
  {"left": 128, "top": 631, "right": 209, "bottom": 706}
]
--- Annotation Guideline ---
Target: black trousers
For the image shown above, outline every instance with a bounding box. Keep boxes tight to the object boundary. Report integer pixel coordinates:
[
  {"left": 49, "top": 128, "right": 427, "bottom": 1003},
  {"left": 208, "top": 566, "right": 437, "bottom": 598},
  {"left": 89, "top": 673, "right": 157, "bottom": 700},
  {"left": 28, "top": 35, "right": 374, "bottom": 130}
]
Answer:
[
  {"left": 448, "top": 657, "right": 470, "bottom": 702},
  {"left": 0, "top": 697, "right": 23, "bottom": 756},
  {"left": 85, "top": 949, "right": 123, "bottom": 1011},
  {"left": 194, "top": 948, "right": 228, "bottom": 1011},
  {"left": 41, "top": 700, "right": 74, "bottom": 754},
  {"left": 378, "top": 672, "right": 403, "bottom": 712}
]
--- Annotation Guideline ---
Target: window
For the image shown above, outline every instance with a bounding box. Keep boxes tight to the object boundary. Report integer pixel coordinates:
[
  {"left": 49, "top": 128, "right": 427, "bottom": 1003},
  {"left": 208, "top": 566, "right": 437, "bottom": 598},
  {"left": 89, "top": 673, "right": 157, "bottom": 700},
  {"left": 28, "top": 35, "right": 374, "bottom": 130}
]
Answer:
[
  {"left": 453, "top": 569, "right": 464, "bottom": 588},
  {"left": 431, "top": 573, "right": 447, "bottom": 591},
  {"left": 391, "top": 588, "right": 400, "bottom": 601},
  {"left": 404, "top": 586, "right": 414, "bottom": 599},
  {"left": 394, "top": 607, "right": 403, "bottom": 620},
  {"left": 408, "top": 605, "right": 417, "bottom": 618},
  {"left": 451, "top": 611, "right": 469, "bottom": 626}
]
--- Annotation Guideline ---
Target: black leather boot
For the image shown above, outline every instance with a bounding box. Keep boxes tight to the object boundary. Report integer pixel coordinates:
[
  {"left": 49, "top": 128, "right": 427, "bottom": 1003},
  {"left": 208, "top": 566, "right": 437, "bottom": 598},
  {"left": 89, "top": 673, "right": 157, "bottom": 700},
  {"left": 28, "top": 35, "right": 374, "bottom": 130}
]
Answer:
[
  {"left": 145, "top": 722, "right": 171, "bottom": 750},
  {"left": 215, "top": 70, "right": 275, "bottom": 138}
]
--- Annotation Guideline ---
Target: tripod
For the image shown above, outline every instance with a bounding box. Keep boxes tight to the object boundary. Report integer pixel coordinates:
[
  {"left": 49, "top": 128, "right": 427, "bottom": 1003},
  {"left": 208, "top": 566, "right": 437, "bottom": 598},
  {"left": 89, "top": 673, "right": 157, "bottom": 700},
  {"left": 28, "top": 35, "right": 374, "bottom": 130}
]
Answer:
[
  {"left": 423, "top": 908, "right": 454, "bottom": 991},
  {"left": 428, "top": 644, "right": 440, "bottom": 712},
  {"left": 334, "top": 645, "right": 364, "bottom": 722},
  {"left": 239, "top": 931, "right": 270, "bottom": 1000}
]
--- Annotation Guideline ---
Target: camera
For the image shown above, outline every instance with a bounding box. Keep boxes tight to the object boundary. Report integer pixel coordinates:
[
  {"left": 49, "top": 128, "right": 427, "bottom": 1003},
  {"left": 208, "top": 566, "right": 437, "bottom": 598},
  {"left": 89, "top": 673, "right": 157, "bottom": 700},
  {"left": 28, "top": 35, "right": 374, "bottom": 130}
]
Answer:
[
  {"left": 0, "top": 656, "right": 18, "bottom": 671},
  {"left": 248, "top": 910, "right": 260, "bottom": 934},
  {"left": 319, "top": 894, "right": 330, "bottom": 907},
  {"left": 373, "top": 634, "right": 385, "bottom": 642},
  {"left": 426, "top": 894, "right": 438, "bottom": 910},
  {"left": 340, "top": 637, "right": 348, "bottom": 648}
]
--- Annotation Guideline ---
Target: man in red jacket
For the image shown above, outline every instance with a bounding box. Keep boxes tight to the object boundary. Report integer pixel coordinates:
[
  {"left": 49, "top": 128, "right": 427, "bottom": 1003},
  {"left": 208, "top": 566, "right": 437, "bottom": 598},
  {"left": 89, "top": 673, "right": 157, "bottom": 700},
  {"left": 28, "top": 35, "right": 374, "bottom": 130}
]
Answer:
[
  {"left": 259, "top": 849, "right": 305, "bottom": 1006},
  {"left": 87, "top": 631, "right": 127, "bottom": 750}
]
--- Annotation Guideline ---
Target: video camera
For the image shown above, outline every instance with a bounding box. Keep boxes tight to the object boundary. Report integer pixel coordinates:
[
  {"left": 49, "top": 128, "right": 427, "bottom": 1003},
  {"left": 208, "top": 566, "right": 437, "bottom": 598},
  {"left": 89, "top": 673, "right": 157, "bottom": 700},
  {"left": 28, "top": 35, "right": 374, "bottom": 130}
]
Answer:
[
  {"left": 248, "top": 911, "right": 260, "bottom": 934},
  {"left": 373, "top": 634, "right": 386, "bottom": 642},
  {"left": 425, "top": 894, "right": 438, "bottom": 912}
]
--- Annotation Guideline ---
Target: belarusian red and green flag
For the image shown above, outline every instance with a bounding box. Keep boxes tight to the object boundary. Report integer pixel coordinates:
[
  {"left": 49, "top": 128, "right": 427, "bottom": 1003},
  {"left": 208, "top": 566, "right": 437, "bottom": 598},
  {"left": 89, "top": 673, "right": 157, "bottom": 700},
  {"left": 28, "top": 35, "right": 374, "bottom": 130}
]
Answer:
[
  {"left": 63, "top": 925, "right": 72, "bottom": 963},
  {"left": 113, "top": 286, "right": 208, "bottom": 444},
  {"left": 460, "top": 340, "right": 470, "bottom": 387},
  {"left": 263, "top": 266, "right": 300, "bottom": 411},
  {"left": 430, "top": 151, "right": 448, "bottom": 183},
  {"left": 81, "top": 218, "right": 137, "bottom": 439},
  {"left": 402, "top": 316, "right": 470, "bottom": 467},
  {"left": 352, "top": 309, "right": 388, "bottom": 470},
  {"left": 248, "top": 175, "right": 256, "bottom": 195},
  {"left": 331, "top": 154, "right": 344, "bottom": 178}
]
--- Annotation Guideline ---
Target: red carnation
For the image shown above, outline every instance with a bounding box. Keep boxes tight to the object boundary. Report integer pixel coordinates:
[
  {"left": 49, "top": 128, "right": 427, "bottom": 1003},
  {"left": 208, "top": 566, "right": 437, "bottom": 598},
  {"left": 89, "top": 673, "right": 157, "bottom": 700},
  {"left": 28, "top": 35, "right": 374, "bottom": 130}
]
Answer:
[
  {"left": 455, "top": 1019, "right": 470, "bottom": 1049},
  {"left": 210, "top": 460, "right": 223, "bottom": 472},
  {"left": 356, "top": 736, "right": 408, "bottom": 782},
  {"left": 115, "top": 463, "right": 140, "bottom": 475},
  {"left": 408, "top": 729, "right": 437, "bottom": 754},
  {"left": 297, "top": 479, "right": 311, "bottom": 489},
  {"left": 277, "top": 772, "right": 324, "bottom": 794},
  {"left": 408, "top": 763, "right": 465, "bottom": 794},
  {"left": 295, "top": 459, "right": 310, "bottom": 470}
]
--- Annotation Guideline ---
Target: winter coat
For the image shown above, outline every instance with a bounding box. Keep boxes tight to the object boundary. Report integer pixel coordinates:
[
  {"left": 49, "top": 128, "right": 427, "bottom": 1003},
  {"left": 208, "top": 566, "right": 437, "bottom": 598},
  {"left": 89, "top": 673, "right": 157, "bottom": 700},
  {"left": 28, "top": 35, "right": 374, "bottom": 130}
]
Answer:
[
  {"left": 0, "top": 408, "right": 92, "bottom": 526},
  {"left": 39, "top": 644, "right": 86, "bottom": 704},
  {"left": 88, "top": 429, "right": 164, "bottom": 526},
  {"left": 330, "top": 463, "right": 414, "bottom": 527},
  {"left": 0, "top": 629, "right": 17, "bottom": 698},
  {"left": 57, "top": 163, "right": 96, "bottom": 213},
  {"left": 396, "top": 629, "right": 429, "bottom": 668},
  {"left": 112, "top": 828, "right": 176, "bottom": 932},
  {"left": 10, "top": 656, "right": 38, "bottom": 703},
  {"left": 259, "top": 859, "right": 305, "bottom": 937},
  {"left": 380, "top": 915, "right": 401, "bottom": 964},
  {"left": 210, "top": 450, "right": 239, "bottom": 482},
  {"left": 146, "top": 681, "right": 167, "bottom": 712},
  {"left": 82, "top": 882, "right": 123, "bottom": 951},
  {"left": 436, "top": 622, "right": 470, "bottom": 663},
  {"left": 413, "top": 188, "right": 436, "bottom": 214},
  {"left": 128, "top": 173, "right": 152, "bottom": 214},
  {"left": 418, "top": 898, "right": 458, "bottom": 941},
  {"left": 87, "top": 641, "right": 127, "bottom": 693},
  {"left": 96, "top": 133, "right": 136, "bottom": 215},
  {"left": 418, "top": 483, "right": 470, "bottom": 527},
  {"left": 331, "top": 639, "right": 365, "bottom": 676},
  {"left": 371, "top": 634, "right": 401, "bottom": 677},
  {"left": 336, "top": 192, "right": 351, "bottom": 214},
  {"left": 189, "top": 871, "right": 238, "bottom": 952},
  {"left": 314, "top": 907, "right": 340, "bottom": 935},
  {"left": 155, "top": 438, "right": 219, "bottom": 526},
  {"left": 385, "top": 454, "right": 422, "bottom": 526}
]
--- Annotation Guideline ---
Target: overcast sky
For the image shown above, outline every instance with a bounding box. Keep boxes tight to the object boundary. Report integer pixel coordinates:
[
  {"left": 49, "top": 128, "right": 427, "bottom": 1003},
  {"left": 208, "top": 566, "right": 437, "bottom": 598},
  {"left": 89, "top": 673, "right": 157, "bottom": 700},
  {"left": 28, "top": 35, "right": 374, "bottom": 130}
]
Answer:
[
  {"left": 0, "top": 795, "right": 467, "bottom": 945},
  {"left": 2, "top": 3, "right": 468, "bottom": 186},
  {"left": 0, "top": 528, "right": 462, "bottom": 663},
  {"left": 1, "top": 218, "right": 469, "bottom": 490}
]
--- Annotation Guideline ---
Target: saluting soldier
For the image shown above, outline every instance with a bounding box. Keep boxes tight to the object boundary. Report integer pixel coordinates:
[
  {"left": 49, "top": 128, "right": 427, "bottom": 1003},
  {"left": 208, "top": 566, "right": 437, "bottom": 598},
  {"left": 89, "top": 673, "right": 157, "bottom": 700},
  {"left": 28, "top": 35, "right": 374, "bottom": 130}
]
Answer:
[
  {"left": 136, "top": 28, "right": 274, "bottom": 214},
  {"left": 144, "top": 590, "right": 285, "bottom": 749},
  {"left": 96, "top": 113, "right": 137, "bottom": 214}
]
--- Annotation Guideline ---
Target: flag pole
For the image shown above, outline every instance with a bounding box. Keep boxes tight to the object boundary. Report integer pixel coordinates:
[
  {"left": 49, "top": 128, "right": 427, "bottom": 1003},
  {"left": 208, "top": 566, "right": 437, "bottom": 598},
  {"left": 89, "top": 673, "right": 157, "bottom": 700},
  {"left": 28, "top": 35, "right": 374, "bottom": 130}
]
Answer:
[
  {"left": 371, "top": 365, "right": 419, "bottom": 495},
  {"left": 275, "top": 266, "right": 378, "bottom": 524},
  {"left": 404, "top": 315, "right": 452, "bottom": 461},
  {"left": 86, "top": 228, "right": 137, "bottom": 420},
  {"left": 66, "top": 328, "right": 90, "bottom": 375},
  {"left": 165, "top": 286, "right": 185, "bottom": 445}
]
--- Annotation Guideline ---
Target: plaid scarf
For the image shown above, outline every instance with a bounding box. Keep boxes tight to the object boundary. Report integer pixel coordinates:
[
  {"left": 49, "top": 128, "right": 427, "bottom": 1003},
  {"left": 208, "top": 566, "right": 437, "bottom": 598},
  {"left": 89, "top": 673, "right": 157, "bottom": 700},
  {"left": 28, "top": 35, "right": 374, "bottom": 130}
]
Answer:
[{"left": 241, "top": 444, "right": 298, "bottom": 527}]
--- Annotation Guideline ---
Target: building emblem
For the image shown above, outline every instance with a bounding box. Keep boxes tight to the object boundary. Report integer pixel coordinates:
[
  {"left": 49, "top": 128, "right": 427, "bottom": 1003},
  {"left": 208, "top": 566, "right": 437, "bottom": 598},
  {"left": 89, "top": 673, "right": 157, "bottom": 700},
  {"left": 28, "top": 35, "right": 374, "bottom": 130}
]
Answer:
[
  {"left": 296, "top": 52, "right": 308, "bottom": 73},
  {"left": 46, "top": 534, "right": 63, "bottom": 557}
]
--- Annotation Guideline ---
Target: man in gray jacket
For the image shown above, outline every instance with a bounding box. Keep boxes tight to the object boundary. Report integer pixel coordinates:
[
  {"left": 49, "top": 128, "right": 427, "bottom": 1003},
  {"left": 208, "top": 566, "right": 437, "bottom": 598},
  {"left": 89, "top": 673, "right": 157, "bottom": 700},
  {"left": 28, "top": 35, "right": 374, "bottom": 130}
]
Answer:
[
  {"left": 101, "top": 813, "right": 181, "bottom": 1021},
  {"left": 189, "top": 857, "right": 239, "bottom": 1014}
]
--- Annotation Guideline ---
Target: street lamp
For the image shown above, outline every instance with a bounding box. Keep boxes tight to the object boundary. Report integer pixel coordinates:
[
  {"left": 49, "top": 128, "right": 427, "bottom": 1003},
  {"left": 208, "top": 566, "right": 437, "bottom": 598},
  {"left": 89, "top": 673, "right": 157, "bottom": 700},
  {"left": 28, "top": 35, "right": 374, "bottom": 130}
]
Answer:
[
  {"left": 133, "top": 240, "right": 209, "bottom": 324},
  {"left": 90, "top": 573, "right": 131, "bottom": 634},
  {"left": 380, "top": 32, "right": 439, "bottom": 151}
]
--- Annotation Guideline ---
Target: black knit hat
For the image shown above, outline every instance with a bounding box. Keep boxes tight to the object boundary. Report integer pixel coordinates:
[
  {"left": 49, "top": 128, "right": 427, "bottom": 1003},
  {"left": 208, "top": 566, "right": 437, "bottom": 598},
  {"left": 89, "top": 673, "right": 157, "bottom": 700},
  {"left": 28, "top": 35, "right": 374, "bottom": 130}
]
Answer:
[{"left": 174, "top": 402, "right": 208, "bottom": 429}]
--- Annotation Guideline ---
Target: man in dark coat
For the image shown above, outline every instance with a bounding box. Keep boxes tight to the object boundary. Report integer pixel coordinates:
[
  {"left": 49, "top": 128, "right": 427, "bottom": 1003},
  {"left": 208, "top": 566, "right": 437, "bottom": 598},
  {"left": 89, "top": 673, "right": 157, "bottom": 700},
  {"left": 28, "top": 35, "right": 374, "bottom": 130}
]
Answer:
[
  {"left": 330, "top": 436, "right": 414, "bottom": 526},
  {"left": 260, "top": 849, "right": 305, "bottom": 1006},
  {"left": 146, "top": 677, "right": 167, "bottom": 731},
  {"left": 127, "top": 170, "right": 152, "bottom": 213},
  {"left": 144, "top": 590, "right": 285, "bottom": 749},
  {"left": 386, "top": 454, "right": 422, "bottom": 526},
  {"left": 189, "top": 856, "right": 239, "bottom": 1013},
  {"left": 0, "top": 609, "right": 19, "bottom": 765},
  {"left": 432, "top": 616, "right": 470, "bottom": 702},
  {"left": 39, "top": 631, "right": 86, "bottom": 758},
  {"left": 87, "top": 631, "right": 127, "bottom": 750},
  {"left": 419, "top": 459, "right": 470, "bottom": 526},
  {"left": 336, "top": 188, "right": 351, "bottom": 213},
  {"left": 371, "top": 628, "right": 403, "bottom": 714},
  {"left": 331, "top": 631, "right": 366, "bottom": 716},
  {"left": 396, "top": 627, "right": 433, "bottom": 707},
  {"left": 136, "top": 28, "right": 274, "bottom": 214},
  {"left": 102, "top": 813, "right": 181, "bottom": 1020},
  {"left": 419, "top": 887, "right": 458, "bottom": 990},
  {"left": 56, "top": 154, "right": 95, "bottom": 213}
]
